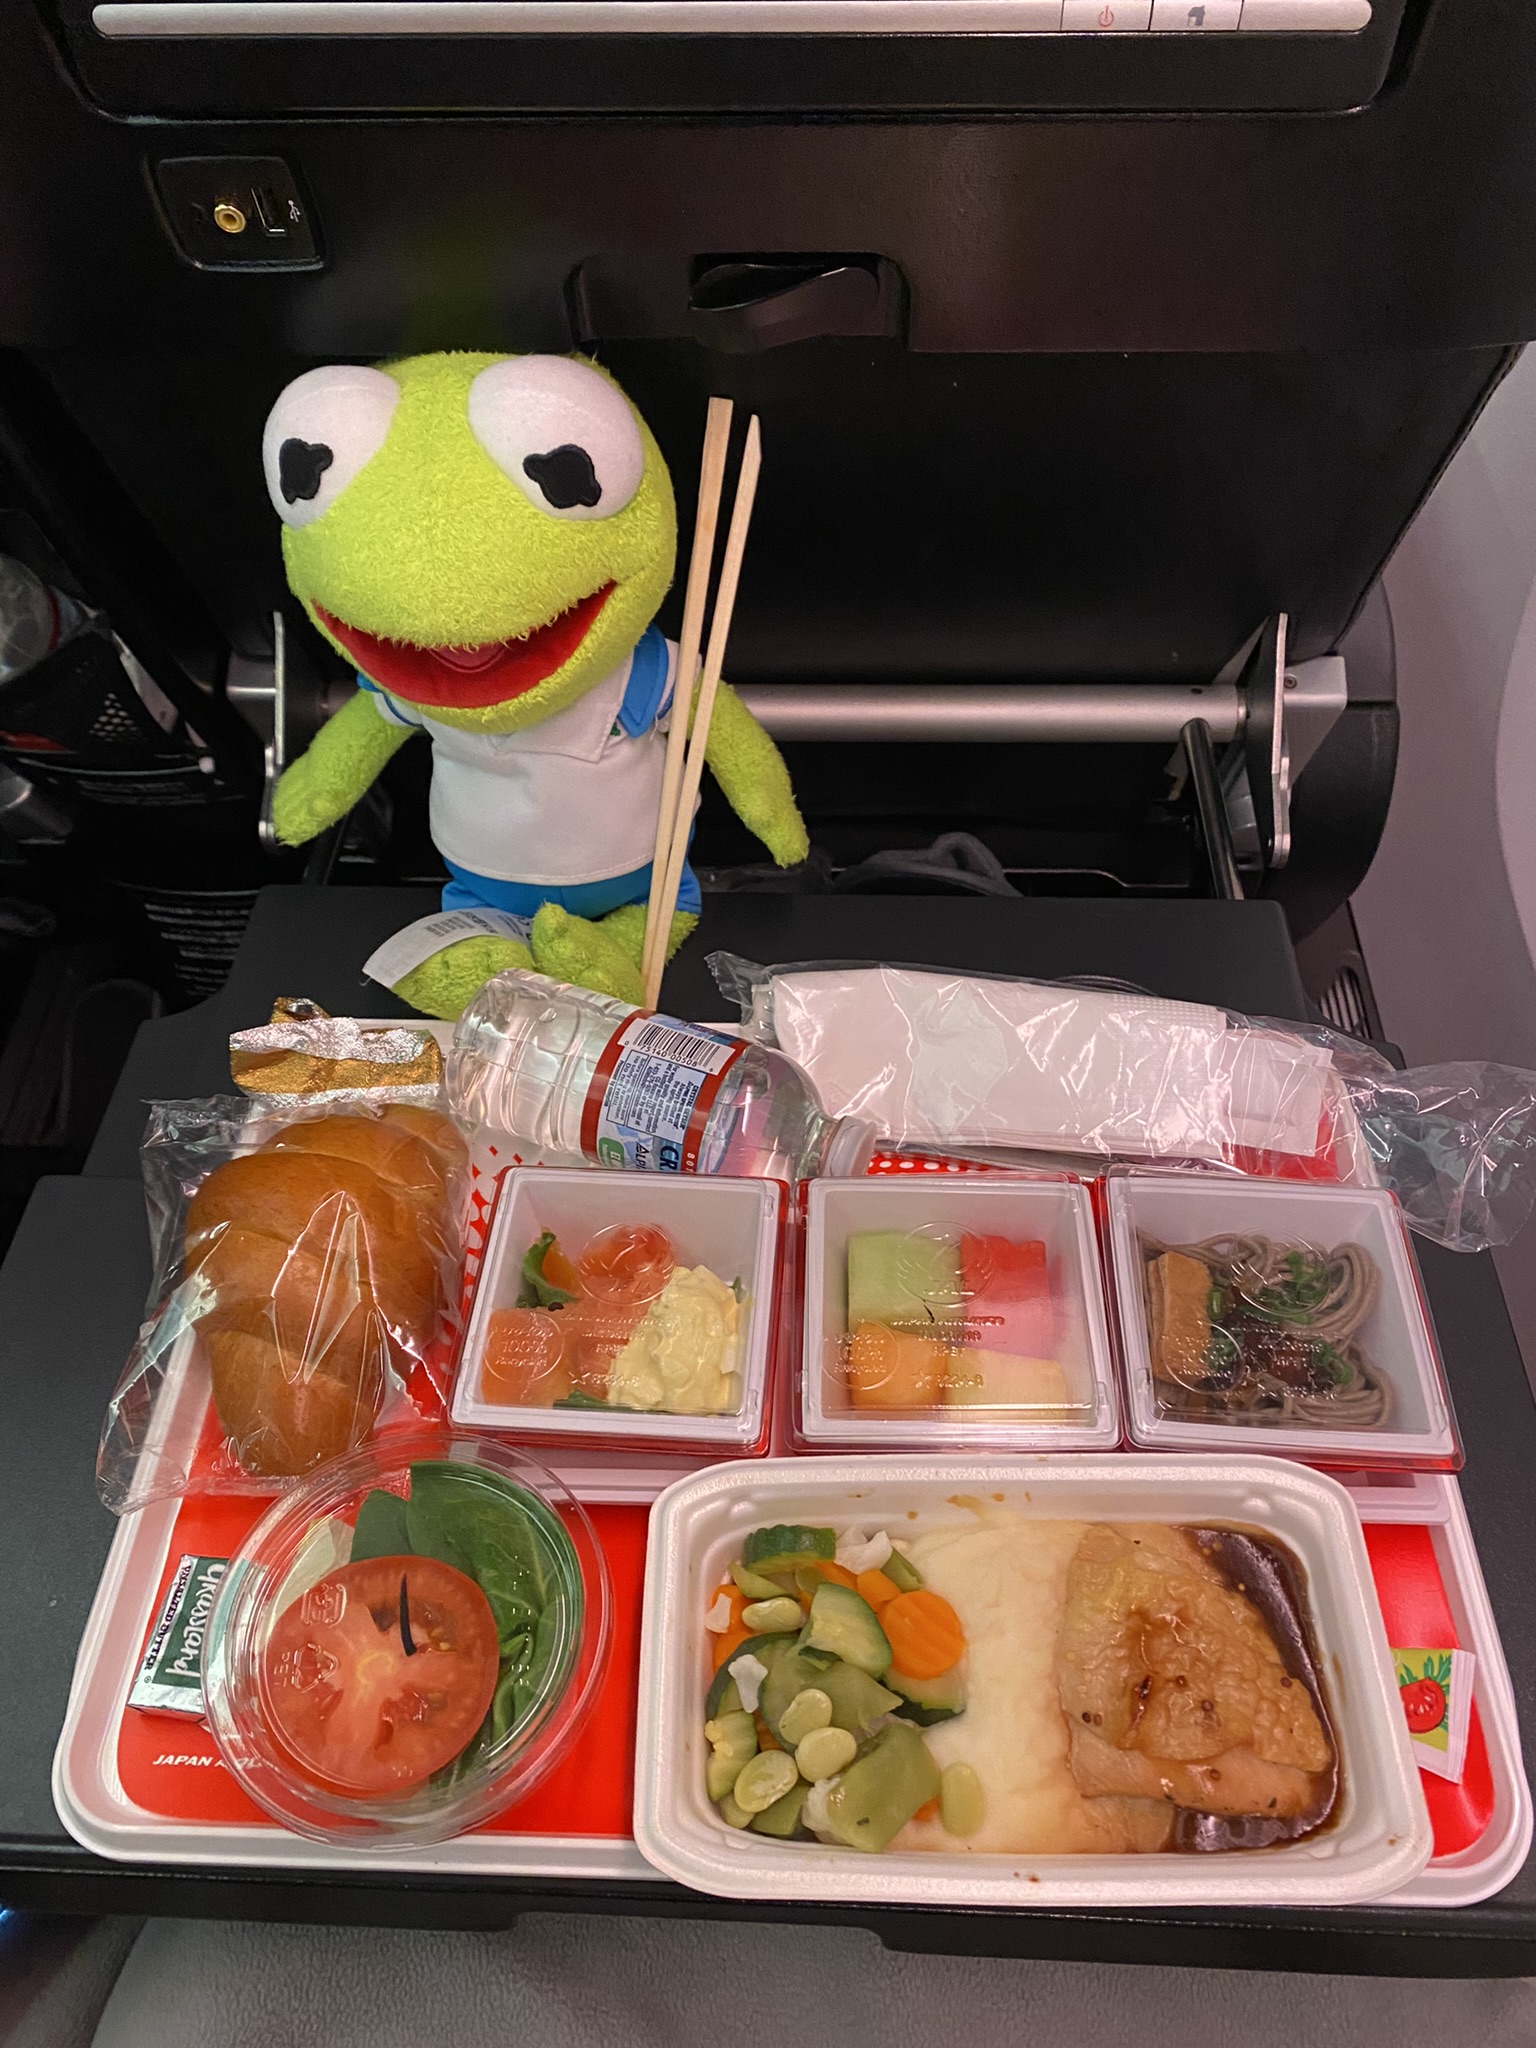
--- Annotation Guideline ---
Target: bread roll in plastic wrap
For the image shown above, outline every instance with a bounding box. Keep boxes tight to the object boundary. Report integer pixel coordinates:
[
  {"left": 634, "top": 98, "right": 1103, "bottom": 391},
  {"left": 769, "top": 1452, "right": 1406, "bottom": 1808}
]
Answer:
[{"left": 183, "top": 1108, "right": 464, "bottom": 1477}]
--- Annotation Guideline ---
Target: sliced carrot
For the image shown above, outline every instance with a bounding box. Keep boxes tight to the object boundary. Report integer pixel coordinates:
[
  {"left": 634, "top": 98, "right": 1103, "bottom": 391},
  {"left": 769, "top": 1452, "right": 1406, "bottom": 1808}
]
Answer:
[
  {"left": 883, "top": 1589, "right": 966, "bottom": 1680},
  {"left": 914, "top": 1796, "right": 941, "bottom": 1823},
  {"left": 754, "top": 1713, "right": 780, "bottom": 1751},
  {"left": 712, "top": 1622, "right": 752, "bottom": 1671},
  {"left": 802, "top": 1560, "right": 859, "bottom": 1590},
  {"left": 707, "top": 1584, "right": 750, "bottom": 1670},
  {"left": 856, "top": 1568, "right": 901, "bottom": 1611}
]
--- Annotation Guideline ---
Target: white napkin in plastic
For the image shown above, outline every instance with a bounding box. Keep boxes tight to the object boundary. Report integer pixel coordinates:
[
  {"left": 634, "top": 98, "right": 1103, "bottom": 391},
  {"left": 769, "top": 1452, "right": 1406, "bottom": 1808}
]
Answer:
[{"left": 766, "top": 966, "right": 1332, "bottom": 1161}]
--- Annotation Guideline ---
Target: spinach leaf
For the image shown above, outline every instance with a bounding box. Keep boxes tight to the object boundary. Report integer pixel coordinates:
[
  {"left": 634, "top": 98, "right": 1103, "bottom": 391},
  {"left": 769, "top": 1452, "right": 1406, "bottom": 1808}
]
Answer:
[
  {"left": 349, "top": 1488, "right": 412, "bottom": 1564},
  {"left": 553, "top": 1388, "right": 640, "bottom": 1413},
  {"left": 495, "top": 1598, "right": 539, "bottom": 1654},
  {"left": 517, "top": 1232, "right": 578, "bottom": 1311},
  {"left": 408, "top": 1462, "right": 578, "bottom": 1779},
  {"left": 497, "top": 1605, "right": 564, "bottom": 1742},
  {"left": 406, "top": 1462, "right": 552, "bottom": 1641},
  {"left": 490, "top": 1663, "right": 522, "bottom": 1745}
]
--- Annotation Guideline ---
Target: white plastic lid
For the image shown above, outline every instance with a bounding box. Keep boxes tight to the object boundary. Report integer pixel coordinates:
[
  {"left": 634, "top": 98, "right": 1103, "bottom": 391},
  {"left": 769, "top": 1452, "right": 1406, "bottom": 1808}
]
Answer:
[
  {"left": 798, "top": 1174, "right": 1122, "bottom": 1451},
  {"left": 1106, "top": 1173, "right": 1461, "bottom": 1471},
  {"left": 451, "top": 1168, "right": 780, "bottom": 1453}
]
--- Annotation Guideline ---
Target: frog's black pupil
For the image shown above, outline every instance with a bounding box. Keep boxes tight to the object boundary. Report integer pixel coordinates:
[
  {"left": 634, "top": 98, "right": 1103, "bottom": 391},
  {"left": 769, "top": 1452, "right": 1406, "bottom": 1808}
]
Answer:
[
  {"left": 523, "top": 444, "right": 602, "bottom": 511},
  {"left": 279, "top": 437, "right": 334, "bottom": 505}
]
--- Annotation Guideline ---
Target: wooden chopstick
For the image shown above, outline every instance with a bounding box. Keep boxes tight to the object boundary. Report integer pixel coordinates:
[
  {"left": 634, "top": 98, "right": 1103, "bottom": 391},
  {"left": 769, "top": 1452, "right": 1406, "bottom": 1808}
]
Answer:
[
  {"left": 640, "top": 397, "right": 735, "bottom": 1003},
  {"left": 643, "top": 412, "right": 763, "bottom": 1010}
]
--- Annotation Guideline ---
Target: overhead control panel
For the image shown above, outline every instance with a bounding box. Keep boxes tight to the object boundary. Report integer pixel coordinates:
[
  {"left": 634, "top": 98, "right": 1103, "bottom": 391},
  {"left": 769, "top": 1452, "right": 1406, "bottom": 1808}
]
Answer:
[
  {"left": 92, "top": 0, "right": 1371, "bottom": 34},
  {"left": 54, "top": 0, "right": 1404, "bottom": 116}
]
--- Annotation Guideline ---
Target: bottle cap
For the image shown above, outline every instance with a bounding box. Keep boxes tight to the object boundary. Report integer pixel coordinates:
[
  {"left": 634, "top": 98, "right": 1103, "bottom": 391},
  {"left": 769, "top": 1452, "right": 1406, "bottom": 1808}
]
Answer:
[{"left": 821, "top": 1116, "right": 878, "bottom": 1180}]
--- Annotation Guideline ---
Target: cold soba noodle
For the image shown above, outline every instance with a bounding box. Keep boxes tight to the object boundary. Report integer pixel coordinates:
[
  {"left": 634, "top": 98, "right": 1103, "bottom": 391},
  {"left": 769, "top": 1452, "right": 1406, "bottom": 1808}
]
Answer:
[{"left": 1142, "top": 1233, "right": 1388, "bottom": 1430}]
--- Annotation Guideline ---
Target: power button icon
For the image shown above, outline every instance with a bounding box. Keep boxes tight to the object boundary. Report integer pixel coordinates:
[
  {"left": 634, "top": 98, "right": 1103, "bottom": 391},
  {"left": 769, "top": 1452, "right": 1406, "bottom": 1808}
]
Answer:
[{"left": 1063, "top": 0, "right": 1153, "bottom": 27}]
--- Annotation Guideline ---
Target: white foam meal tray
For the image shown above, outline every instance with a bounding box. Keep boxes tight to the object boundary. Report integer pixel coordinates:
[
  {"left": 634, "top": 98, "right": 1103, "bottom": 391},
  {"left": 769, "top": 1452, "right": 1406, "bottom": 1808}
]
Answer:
[
  {"left": 55, "top": 1449, "right": 1526, "bottom": 1902},
  {"left": 635, "top": 1454, "right": 1432, "bottom": 1909}
]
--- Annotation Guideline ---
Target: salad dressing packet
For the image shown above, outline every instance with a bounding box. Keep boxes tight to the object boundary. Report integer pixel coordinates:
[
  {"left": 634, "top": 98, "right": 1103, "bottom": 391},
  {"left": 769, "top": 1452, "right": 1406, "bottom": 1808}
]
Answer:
[{"left": 128, "top": 1554, "right": 227, "bottom": 1718}]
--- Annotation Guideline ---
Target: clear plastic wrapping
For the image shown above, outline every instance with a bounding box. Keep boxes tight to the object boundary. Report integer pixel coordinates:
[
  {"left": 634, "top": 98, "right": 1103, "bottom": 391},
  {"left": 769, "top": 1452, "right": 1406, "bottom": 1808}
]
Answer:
[
  {"left": 98, "top": 1093, "right": 468, "bottom": 1512},
  {"left": 710, "top": 956, "right": 1536, "bottom": 1253}
]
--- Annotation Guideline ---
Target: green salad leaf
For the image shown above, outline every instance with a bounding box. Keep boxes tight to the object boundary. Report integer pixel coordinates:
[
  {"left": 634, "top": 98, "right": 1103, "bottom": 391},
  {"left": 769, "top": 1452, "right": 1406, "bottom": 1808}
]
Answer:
[
  {"left": 351, "top": 1461, "right": 576, "bottom": 1787},
  {"left": 348, "top": 1488, "right": 412, "bottom": 1563},
  {"left": 406, "top": 1462, "right": 553, "bottom": 1643},
  {"left": 551, "top": 1388, "right": 639, "bottom": 1413}
]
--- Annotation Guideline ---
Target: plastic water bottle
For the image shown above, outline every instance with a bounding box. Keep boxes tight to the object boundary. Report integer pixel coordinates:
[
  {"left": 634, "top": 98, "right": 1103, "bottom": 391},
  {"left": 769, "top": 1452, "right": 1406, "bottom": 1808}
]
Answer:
[
  {"left": 448, "top": 968, "right": 876, "bottom": 1180},
  {"left": 0, "top": 555, "right": 86, "bottom": 686}
]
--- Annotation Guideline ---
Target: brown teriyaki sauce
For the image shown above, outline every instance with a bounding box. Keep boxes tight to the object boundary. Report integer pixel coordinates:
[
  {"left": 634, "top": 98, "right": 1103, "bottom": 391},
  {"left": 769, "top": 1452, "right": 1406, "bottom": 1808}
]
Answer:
[{"left": 1170, "top": 1527, "right": 1340, "bottom": 1855}]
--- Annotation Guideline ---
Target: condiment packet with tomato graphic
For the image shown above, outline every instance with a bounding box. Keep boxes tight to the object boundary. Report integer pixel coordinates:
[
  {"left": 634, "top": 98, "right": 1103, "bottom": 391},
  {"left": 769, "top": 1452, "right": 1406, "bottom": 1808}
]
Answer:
[{"left": 1394, "top": 1647, "right": 1475, "bottom": 1781}]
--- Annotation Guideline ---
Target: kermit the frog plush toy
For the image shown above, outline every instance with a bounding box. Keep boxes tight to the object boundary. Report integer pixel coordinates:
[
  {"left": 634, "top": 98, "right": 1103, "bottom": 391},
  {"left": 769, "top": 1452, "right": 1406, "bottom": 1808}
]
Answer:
[{"left": 262, "top": 352, "right": 807, "bottom": 1017}]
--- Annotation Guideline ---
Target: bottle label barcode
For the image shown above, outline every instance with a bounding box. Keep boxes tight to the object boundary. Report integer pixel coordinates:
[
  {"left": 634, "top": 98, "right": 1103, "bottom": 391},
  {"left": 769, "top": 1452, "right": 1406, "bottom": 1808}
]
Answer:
[
  {"left": 621, "top": 1018, "right": 740, "bottom": 1076},
  {"left": 581, "top": 1012, "right": 745, "bottom": 1172}
]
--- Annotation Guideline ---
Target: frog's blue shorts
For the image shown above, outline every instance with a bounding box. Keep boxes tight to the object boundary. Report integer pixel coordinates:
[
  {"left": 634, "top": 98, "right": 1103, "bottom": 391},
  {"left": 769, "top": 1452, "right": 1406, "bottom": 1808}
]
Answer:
[{"left": 441, "top": 855, "right": 701, "bottom": 923}]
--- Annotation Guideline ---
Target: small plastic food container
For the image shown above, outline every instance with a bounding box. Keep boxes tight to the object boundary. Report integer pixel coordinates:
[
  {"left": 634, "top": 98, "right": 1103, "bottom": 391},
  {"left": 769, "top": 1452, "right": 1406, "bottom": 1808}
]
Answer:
[
  {"left": 1105, "top": 1174, "right": 1461, "bottom": 1470},
  {"left": 798, "top": 1176, "right": 1119, "bottom": 1451},
  {"left": 451, "top": 1168, "right": 782, "bottom": 1455},
  {"left": 203, "top": 1432, "right": 610, "bottom": 1847},
  {"left": 633, "top": 1454, "right": 1432, "bottom": 1908}
]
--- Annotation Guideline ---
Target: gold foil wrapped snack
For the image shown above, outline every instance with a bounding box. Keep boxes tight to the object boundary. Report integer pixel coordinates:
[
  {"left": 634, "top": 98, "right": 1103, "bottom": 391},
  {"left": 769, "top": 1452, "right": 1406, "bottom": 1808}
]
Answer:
[{"left": 230, "top": 998, "right": 442, "bottom": 1097}]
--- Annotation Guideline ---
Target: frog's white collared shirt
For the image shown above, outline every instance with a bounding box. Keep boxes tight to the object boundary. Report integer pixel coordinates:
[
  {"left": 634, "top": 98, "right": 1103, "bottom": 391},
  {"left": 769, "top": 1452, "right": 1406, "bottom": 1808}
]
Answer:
[{"left": 360, "top": 625, "right": 682, "bottom": 887}]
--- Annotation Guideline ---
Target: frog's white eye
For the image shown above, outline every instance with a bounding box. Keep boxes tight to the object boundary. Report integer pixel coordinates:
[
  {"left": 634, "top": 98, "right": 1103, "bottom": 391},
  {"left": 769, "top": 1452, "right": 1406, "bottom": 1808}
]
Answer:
[
  {"left": 262, "top": 365, "right": 400, "bottom": 529},
  {"left": 468, "top": 356, "right": 644, "bottom": 521}
]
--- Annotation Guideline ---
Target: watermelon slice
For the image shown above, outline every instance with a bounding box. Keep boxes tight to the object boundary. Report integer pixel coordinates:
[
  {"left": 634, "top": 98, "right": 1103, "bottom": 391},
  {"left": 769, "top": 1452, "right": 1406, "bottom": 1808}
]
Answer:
[{"left": 959, "top": 1235, "right": 1055, "bottom": 1357}]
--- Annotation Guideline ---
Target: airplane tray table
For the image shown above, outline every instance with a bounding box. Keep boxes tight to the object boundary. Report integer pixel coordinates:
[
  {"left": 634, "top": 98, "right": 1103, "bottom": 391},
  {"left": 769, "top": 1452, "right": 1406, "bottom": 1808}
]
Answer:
[{"left": 4, "top": 883, "right": 1536, "bottom": 1973}]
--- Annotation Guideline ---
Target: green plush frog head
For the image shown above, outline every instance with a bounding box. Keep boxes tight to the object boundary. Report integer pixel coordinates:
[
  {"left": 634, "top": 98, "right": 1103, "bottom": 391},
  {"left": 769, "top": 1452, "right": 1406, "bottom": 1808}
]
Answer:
[{"left": 262, "top": 351, "right": 676, "bottom": 734}]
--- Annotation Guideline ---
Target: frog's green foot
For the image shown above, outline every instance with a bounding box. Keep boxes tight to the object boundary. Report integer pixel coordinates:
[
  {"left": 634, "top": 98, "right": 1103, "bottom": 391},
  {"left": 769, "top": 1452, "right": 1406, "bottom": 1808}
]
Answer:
[
  {"left": 530, "top": 904, "right": 644, "bottom": 1003},
  {"left": 530, "top": 904, "right": 698, "bottom": 1003},
  {"left": 392, "top": 935, "right": 533, "bottom": 1020},
  {"left": 591, "top": 901, "right": 699, "bottom": 968}
]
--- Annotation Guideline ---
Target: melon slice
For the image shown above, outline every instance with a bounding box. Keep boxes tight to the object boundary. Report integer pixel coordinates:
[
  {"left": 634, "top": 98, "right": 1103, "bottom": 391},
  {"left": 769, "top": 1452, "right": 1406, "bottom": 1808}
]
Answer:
[
  {"left": 847, "top": 1231, "right": 962, "bottom": 1335},
  {"left": 847, "top": 1322, "right": 948, "bottom": 1409},
  {"left": 942, "top": 1345, "right": 1070, "bottom": 1416}
]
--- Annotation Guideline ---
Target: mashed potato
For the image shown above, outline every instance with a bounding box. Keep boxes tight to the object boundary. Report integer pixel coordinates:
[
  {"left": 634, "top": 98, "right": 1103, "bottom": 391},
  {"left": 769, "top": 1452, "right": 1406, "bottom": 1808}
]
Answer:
[{"left": 894, "top": 1510, "right": 1172, "bottom": 1857}]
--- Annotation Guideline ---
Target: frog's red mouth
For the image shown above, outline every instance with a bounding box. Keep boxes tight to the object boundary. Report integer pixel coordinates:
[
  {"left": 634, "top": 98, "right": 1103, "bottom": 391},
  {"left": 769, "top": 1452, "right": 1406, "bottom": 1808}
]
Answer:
[{"left": 315, "top": 584, "right": 614, "bottom": 710}]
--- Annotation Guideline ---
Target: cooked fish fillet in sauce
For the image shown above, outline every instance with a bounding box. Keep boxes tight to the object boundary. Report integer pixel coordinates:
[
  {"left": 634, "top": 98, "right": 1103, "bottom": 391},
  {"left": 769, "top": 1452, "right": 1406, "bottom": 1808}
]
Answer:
[{"left": 894, "top": 1510, "right": 1335, "bottom": 1858}]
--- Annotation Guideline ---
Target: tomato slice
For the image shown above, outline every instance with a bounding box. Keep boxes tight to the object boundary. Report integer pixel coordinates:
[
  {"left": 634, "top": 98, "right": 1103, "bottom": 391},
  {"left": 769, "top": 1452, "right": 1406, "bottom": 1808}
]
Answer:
[
  {"left": 576, "top": 1223, "right": 674, "bottom": 1306},
  {"left": 262, "top": 1555, "right": 500, "bottom": 1796}
]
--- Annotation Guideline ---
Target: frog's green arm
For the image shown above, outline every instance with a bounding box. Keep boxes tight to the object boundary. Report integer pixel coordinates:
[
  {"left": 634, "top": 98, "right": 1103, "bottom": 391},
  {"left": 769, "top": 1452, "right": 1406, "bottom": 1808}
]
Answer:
[
  {"left": 271, "top": 691, "right": 414, "bottom": 847},
  {"left": 703, "top": 682, "right": 809, "bottom": 868}
]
